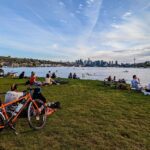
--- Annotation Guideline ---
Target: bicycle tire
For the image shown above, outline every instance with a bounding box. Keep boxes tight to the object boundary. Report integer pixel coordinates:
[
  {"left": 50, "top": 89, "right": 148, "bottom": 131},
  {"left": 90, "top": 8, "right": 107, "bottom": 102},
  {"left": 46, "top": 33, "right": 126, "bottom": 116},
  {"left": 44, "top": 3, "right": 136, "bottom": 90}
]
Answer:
[{"left": 27, "top": 99, "right": 47, "bottom": 130}]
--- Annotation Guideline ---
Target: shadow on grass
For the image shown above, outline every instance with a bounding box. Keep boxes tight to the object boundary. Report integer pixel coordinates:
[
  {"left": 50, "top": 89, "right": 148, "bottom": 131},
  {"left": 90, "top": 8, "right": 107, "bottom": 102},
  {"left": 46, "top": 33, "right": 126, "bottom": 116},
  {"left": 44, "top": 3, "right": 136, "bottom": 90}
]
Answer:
[{"left": 0, "top": 128, "right": 35, "bottom": 136}]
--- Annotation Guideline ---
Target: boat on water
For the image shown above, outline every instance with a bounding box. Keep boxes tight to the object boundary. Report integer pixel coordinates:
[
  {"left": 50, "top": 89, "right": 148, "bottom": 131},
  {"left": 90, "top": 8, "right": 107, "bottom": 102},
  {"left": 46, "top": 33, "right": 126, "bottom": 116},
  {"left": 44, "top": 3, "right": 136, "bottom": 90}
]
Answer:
[{"left": 123, "top": 70, "right": 129, "bottom": 73}]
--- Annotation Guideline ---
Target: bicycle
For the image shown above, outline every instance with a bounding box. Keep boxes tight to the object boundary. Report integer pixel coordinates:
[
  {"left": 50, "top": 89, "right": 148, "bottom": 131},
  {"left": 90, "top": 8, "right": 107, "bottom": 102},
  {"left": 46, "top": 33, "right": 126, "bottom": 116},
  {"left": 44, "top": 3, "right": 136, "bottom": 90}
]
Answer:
[{"left": 0, "top": 88, "right": 47, "bottom": 134}]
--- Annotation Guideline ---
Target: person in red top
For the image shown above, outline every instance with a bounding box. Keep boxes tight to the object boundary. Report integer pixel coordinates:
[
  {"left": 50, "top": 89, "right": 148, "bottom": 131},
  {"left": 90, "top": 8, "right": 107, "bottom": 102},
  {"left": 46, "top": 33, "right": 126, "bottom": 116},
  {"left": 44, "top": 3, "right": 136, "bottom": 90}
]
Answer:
[{"left": 29, "top": 72, "right": 37, "bottom": 85}]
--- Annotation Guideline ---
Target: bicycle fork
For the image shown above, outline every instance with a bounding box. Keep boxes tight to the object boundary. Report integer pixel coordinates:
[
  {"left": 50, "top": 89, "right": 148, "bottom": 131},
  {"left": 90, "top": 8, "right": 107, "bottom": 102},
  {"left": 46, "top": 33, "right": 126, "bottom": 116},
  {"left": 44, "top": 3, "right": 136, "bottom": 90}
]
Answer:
[{"left": 1, "top": 112, "right": 19, "bottom": 135}]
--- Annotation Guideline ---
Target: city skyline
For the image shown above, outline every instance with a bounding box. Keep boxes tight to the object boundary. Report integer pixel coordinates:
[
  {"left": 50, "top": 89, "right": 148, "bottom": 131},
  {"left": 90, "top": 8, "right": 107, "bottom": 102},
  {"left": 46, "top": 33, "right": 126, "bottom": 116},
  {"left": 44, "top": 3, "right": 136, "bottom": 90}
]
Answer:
[{"left": 0, "top": 0, "right": 150, "bottom": 63}]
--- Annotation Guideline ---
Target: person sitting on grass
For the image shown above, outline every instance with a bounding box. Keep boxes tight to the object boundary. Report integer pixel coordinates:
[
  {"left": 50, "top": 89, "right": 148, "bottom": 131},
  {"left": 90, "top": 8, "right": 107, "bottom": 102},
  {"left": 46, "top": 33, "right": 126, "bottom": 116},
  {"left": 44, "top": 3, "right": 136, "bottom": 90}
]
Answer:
[
  {"left": 51, "top": 72, "right": 56, "bottom": 79},
  {"left": 4, "top": 84, "right": 24, "bottom": 112},
  {"left": 104, "top": 76, "right": 112, "bottom": 82},
  {"left": 19, "top": 71, "right": 25, "bottom": 79},
  {"left": 131, "top": 75, "right": 142, "bottom": 91},
  {"left": 5, "top": 84, "right": 24, "bottom": 104},
  {"left": 68, "top": 73, "right": 73, "bottom": 79},
  {"left": 29, "top": 72, "right": 36, "bottom": 85},
  {"left": 73, "top": 73, "right": 77, "bottom": 79},
  {"left": 118, "top": 79, "right": 126, "bottom": 84},
  {"left": 113, "top": 76, "right": 116, "bottom": 82},
  {"left": 104, "top": 76, "right": 111, "bottom": 85},
  {"left": 43, "top": 74, "right": 58, "bottom": 85},
  {"left": 29, "top": 72, "right": 42, "bottom": 86},
  {"left": 73, "top": 73, "right": 80, "bottom": 79}
]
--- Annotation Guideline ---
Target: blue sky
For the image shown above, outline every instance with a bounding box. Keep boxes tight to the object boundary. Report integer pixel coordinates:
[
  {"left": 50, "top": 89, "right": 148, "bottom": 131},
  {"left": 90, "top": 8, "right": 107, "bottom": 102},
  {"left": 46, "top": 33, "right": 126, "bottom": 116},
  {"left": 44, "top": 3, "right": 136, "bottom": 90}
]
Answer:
[{"left": 0, "top": 0, "right": 150, "bottom": 62}]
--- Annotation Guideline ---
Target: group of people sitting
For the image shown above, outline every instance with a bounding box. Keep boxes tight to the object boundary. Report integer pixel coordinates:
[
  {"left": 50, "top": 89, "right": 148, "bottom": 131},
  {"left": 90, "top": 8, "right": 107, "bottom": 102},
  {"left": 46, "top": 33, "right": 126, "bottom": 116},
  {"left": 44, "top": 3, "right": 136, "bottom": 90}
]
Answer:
[
  {"left": 68, "top": 73, "right": 79, "bottom": 79},
  {"left": 105, "top": 76, "right": 116, "bottom": 82},
  {"left": 104, "top": 74, "right": 150, "bottom": 95},
  {"left": 24, "top": 71, "right": 59, "bottom": 86},
  {"left": 104, "top": 76, "right": 126, "bottom": 84},
  {"left": 3, "top": 71, "right": 61, "bottom": 117}
]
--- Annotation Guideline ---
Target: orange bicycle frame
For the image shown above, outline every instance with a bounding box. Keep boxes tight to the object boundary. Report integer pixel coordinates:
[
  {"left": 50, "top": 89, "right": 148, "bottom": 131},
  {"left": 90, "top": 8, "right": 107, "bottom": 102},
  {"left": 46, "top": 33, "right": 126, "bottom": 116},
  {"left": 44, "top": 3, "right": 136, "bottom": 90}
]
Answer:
[{"left": 0, "top": 92, "right": 40, "bottom": 128}]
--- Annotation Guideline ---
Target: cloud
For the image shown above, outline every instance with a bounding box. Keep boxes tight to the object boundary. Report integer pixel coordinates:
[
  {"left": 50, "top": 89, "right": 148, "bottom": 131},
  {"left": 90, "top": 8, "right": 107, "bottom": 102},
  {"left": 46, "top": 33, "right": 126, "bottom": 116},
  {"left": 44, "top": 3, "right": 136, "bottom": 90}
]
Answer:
[
  {"left": 87, "top": 8, "right": 150, "bottom": 55},
  {"left": 0, "top": 0, "right": 149, "bottom": 62},
  {"left": 0, "top": 0, "right": 103, "bottom": 59},
  {"left": 122, "top": 11, "right": 132, "bottom": 19},
  {"left": 90, "top": 46, "right": 150, "bottom": 63}
]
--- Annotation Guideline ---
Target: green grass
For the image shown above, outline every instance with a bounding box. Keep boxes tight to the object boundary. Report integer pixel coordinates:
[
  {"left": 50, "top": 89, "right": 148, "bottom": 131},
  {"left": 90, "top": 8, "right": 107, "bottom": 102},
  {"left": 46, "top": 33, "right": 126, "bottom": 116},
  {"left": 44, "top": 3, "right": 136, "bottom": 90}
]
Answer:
[{"left": 0, "top": 78, "right": 149, "bottom": 150}]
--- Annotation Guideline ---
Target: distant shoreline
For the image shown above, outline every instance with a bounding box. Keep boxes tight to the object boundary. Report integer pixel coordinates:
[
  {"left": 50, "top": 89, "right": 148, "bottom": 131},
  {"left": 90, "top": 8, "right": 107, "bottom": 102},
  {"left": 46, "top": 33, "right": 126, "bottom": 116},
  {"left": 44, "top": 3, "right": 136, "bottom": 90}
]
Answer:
[
  {"left": 2, "top": 66, "right": 150, "bottom": 69},
  {"left": 0, "top": 56, "right": 150, "bottom": 68}
]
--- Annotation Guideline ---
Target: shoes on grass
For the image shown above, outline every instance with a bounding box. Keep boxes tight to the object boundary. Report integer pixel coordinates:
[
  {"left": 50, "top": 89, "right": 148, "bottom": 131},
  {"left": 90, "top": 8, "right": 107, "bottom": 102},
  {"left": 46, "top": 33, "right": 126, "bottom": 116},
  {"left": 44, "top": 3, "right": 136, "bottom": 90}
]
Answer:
[{"left": 47, "top": 101, "right": 61, "bottom": 109}]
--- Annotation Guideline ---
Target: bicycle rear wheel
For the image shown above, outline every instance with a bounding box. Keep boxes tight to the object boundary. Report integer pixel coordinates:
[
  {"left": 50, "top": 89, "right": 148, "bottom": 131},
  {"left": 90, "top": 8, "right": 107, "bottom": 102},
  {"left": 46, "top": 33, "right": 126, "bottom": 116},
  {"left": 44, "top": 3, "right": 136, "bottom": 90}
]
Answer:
[{"left": 27, "top": 99, "right": 47, "bottom": 130}]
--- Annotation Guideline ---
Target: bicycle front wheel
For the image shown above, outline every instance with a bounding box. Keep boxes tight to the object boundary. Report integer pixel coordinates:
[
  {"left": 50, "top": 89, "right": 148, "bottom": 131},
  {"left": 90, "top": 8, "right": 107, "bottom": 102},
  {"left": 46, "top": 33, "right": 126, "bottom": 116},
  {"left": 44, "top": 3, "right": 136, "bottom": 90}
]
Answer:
[{"left": 27, "top": 99, "right": 47, "bottom": 130}]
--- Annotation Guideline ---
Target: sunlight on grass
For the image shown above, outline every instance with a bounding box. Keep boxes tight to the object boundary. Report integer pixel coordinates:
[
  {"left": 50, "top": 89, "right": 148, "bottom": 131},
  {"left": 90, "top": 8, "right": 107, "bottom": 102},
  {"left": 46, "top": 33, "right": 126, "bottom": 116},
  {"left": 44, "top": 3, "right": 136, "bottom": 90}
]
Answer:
[{"left": 0, "top": 78, "right": 149, "bottom": 150}]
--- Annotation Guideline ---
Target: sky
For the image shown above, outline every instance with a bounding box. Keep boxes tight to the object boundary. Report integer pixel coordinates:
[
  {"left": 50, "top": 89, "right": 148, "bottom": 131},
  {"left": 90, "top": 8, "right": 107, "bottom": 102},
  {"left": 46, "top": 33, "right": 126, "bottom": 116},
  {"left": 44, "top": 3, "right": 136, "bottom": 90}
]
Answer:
[{"left": 0, "top": 0, "right": 150, "bottom": 63}]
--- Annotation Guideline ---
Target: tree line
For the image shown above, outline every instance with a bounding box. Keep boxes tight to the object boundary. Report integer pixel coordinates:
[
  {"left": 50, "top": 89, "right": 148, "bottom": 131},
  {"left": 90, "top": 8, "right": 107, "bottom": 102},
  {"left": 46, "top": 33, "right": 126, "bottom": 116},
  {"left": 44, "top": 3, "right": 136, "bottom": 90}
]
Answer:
[{"left": 0, "top": 56, "right": 150, "bottom": 68}]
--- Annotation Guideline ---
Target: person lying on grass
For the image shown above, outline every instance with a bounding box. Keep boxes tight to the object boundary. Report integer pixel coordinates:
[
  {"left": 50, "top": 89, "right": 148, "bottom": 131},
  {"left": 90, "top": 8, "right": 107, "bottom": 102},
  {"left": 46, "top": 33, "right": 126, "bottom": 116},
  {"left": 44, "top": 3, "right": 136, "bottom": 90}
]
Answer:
[
  {"left": 142, "top": 83, "right": 150, "bottom": 95},
  {"left": 145, "top": 83, "right": 150, "bottom": 92},
  {"left": 31, "top": 86, "right": 60, "bottom": 115}
]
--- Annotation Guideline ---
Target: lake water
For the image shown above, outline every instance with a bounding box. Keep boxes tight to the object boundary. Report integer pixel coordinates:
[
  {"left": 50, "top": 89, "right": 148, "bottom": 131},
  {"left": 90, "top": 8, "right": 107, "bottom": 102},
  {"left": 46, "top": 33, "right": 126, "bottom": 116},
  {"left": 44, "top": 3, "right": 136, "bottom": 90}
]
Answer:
[{"left": 2, "top": 67, "right": 150, "bottom": 86}]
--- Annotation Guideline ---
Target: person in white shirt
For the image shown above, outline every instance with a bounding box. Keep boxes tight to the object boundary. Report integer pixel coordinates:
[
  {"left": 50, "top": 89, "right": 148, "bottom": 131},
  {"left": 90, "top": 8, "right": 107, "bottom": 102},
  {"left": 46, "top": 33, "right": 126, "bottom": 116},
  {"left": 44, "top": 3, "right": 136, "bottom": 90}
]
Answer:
[
  {"left": 43, "top": 74, "right": 54, "bottom": 85},
  {"left": 5, "top": 84, "right": 23, "bottom": 103}
]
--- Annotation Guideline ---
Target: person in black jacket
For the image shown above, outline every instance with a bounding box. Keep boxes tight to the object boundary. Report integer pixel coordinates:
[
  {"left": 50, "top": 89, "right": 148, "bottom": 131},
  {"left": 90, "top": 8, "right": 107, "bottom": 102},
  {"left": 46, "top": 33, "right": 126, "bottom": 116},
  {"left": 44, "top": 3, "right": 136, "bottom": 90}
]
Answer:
[{"left": 19, "top": 71, "right": 25, "bottom": 79}]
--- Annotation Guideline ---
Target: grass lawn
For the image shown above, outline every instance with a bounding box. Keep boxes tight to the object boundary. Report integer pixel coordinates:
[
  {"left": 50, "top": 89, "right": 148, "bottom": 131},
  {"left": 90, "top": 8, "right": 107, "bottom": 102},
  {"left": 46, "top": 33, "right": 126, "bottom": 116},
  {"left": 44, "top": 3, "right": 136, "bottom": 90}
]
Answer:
[{"left": 0, "top": 78, "right": 149, "bottom": 150}]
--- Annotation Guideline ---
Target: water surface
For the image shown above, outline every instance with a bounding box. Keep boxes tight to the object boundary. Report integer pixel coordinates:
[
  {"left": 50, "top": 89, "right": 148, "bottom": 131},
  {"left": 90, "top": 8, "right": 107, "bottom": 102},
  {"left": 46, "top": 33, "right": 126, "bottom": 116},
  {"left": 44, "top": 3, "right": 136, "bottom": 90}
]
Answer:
[{"left": 3, "top": 67, "right": 150, "bottom": 86}]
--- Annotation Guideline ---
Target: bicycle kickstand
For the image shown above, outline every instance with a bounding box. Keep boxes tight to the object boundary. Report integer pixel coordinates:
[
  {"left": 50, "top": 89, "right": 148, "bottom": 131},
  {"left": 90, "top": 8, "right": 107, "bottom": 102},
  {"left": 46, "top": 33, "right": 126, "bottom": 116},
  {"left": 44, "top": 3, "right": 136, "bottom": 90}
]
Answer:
[{"left": 8, "top": 123, "right": 19, "bottom": 135}]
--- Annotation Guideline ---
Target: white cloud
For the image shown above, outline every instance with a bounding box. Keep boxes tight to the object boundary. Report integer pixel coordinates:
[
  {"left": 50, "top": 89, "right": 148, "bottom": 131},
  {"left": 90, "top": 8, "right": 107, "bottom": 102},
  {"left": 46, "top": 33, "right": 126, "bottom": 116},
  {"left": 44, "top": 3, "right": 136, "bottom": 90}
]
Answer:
[
  {"left": 91, "top": 10, "right": 150, "bottom": 48},
  {"left": 89, "top": 47, "right": 150, "bottom": 63},
  {"left": 0, "top": 0, "right": 149, "bottom": 62},
  {"left": 77, "top": 7, "right": 150, "bottom": 62},
  {"left": 122, "top": 12, "right": 132, "bottom": 19}
]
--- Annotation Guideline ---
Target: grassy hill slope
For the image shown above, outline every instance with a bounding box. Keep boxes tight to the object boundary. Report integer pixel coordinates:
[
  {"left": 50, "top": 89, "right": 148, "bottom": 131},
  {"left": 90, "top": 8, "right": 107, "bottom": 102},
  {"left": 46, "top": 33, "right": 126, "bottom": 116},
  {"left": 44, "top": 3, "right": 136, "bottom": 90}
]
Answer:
[{"left": 0, "top": 78, "right": 149, "bottom": 150}]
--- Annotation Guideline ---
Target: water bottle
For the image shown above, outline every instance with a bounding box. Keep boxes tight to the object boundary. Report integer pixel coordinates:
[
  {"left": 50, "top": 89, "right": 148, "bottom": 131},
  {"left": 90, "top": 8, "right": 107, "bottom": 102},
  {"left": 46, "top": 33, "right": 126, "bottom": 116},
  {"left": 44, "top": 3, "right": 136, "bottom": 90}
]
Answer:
[{"left": 15, "top": 103, "right": 23, "bottom": 113}]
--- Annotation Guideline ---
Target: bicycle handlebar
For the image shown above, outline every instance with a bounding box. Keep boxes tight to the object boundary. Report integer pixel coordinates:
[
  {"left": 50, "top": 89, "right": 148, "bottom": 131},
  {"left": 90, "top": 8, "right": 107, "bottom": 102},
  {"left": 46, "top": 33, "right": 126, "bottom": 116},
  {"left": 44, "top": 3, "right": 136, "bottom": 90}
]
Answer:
[{"left": 23, "top": 86, "right": 41, "bottom": 94}]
